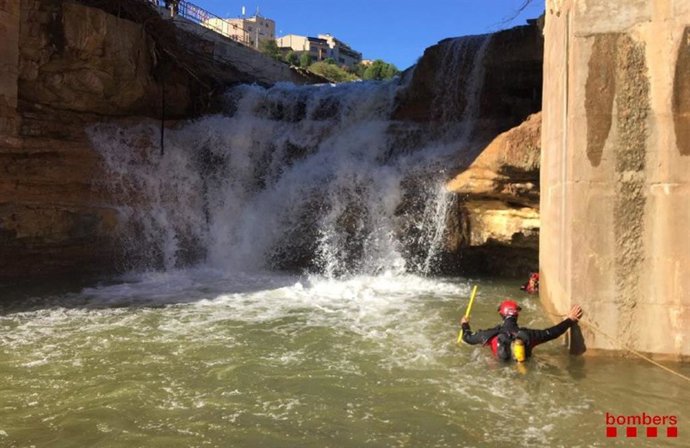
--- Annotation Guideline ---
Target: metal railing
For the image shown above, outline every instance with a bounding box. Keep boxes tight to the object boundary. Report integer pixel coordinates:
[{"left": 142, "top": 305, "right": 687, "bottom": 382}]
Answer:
[
  {"left": 179, "top": 1, "right": 252, "bottom": 46},
  {"left": 148, "top": 0, "right": 253, "bottom": 47}
]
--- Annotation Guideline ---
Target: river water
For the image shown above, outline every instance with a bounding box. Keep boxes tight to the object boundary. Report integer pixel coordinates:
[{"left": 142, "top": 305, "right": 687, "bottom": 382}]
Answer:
[{"left": 1, "top": 271, "right": 688, "bottom": 447}]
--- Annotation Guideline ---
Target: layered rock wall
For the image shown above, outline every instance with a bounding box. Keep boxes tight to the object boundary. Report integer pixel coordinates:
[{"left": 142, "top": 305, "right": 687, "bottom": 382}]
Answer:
[
  {"left": 0, "top": 0, "right": 20, "bottom": 137},
  {"left": 541, "top": 0, "right": 690, "bottom": 358},
  {"left": 0, "top": 0, "right": 316, "bottom": 282},
  {"left": 446, "top": 113, "right": 541, "bottom": 276}
]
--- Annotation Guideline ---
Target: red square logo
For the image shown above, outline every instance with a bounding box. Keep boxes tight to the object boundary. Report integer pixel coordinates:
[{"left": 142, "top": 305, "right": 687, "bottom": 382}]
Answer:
[
  {"left": 627, "top": 427, "right": 637, "bottom": 438},
  {"left": 646, "top": 426, "right": 658, "bottom": 437},
  {"left": 667, "top": 427, "right": 678, "bottom": 438},
  {"left": 606, "top": 427, "right": 617, "bottom": 438}
]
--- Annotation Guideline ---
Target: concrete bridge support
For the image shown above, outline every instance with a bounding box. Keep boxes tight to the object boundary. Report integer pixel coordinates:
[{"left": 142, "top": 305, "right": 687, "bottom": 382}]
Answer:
[{"left": 541, "top": 0, "right": 690, "bottom": 359}]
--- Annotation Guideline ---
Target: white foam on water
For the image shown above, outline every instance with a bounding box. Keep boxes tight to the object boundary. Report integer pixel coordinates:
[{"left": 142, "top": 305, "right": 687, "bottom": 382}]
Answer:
[{"left": 0, "top": 269, "right": 536, "bottom": 400}]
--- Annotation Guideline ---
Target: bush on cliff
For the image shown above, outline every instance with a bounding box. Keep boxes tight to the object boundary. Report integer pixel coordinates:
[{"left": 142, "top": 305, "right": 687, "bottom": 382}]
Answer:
[
  {"left": 362, "top": 59, "right": 399, "bottom": 80},
  {"left": 259, "top": 40, "right": 283, "bottom": 61},
  {"left": 307, "top": 61, "right": 358, "bottom": 83}
]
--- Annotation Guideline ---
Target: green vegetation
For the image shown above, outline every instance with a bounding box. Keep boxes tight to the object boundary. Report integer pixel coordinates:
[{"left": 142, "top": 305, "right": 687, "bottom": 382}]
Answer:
[
  {"left": 285, "top": 51, "right": 300, "bottom": 67},
  {"left": 361, "top": 59, "right": 399, "bottom": 81},
  {"left": 265, "top": 42, "right": 399, "bottom": 83},
  {"left": 307, "top": 61, "right": 358, "bottom": 83},
  {"left": 299, "top": 53, "right": 313, "bottom": 68},
  {"left": 259, "top": 40, "right": 282, "bottom": 60}
]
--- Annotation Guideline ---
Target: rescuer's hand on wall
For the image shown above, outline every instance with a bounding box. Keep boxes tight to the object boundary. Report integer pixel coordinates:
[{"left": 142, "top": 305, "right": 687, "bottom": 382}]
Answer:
[{"left": 567, "top": 305, "right": 583, "bottom": 322}]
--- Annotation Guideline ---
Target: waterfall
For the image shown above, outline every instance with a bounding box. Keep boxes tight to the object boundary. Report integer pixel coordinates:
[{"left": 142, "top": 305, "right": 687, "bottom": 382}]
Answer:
[
  {"left": 430, "top": 34, "right": 492, "bottom": 152},
  {"left": 89, "top": 35, "right": 491, "bottom": 277}
]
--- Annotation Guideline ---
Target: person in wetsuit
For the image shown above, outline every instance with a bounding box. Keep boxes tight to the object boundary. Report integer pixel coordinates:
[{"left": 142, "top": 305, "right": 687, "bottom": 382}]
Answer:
[
  {"left": 520, "top": 272, "right": 539, "bottom": 294},
  {"left": 460, "top": 300, "right": 583, "bottom": 362}
]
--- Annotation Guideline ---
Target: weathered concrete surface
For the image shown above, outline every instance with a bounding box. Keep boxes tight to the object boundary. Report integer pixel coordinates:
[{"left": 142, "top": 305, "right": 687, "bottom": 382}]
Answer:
[{"left": 541, "top": 0, "right": 690, "bottom": 359}]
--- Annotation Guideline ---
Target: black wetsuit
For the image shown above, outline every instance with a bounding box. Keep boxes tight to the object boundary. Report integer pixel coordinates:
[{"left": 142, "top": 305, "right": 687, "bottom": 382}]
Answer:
[{"left": 461, "top": 316, "right": 575, "bottom": 360}]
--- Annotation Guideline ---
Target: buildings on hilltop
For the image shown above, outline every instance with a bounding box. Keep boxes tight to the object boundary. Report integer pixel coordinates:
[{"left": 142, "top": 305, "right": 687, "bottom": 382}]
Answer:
[
  {"left": 319, "top": 34, "right": 362, "bottom": 68},
  {"left": 276, "top": 35, "right": 330, "bottom": 61},
  {"left": 204, "top": 14, "right": 275, "bottom": 49},
  {"left": 199, "top": 9, "right": 362, "bottom": 67},
  {"left": 276, "top": 33, "right": 362, "bottom": 68}
]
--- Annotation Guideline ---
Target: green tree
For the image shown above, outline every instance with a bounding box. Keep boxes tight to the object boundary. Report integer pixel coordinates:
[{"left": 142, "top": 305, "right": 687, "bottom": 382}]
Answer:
[
  {"left": 285, "top": 51, "right": 300, "bottom": 66},
  {"left": 362, "top": 60, "right": 400, "bottom": 81},
  {"left": 323, "top": 57, "right": 337, "bottom": 65},
  {"left": 299, "top": 53, "right": 313, "bottom": 68},
  {"left": 308, "top": 61, "right": 358, "bottom": 83},
  {"left": 352, "top": 62, "right": 368, "bottom": 78},
  {"left": 259, "top": 39, "right": 282, "bottom": 61}
]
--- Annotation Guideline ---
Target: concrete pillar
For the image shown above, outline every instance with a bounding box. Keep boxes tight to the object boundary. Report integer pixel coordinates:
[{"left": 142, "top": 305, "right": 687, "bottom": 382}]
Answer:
[
  {"left": 0, "top": 0, "right": 20, "bottom": 137},
  {"left": 541, "top": 0, "right": 690, "bottom": 359}
]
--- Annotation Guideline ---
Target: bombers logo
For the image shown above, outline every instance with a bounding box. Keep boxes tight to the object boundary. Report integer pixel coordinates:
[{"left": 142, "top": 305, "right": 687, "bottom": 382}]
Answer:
[{"left": 605, "top": 412, "right": 678, "bottom": 438}]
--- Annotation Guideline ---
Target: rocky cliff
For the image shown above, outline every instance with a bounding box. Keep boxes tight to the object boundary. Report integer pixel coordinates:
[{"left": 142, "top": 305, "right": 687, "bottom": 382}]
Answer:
[
  {"left": 393, "top": 23, "right": 543, "bottom": 276},
  {"left": 394, "top": 22, "right": 543, "bottom": 144},
  {"left": 0, "top": 0, "right": 318, "bottom": 282},
  {"left": 446, "top": 113, "right": 541, "bottom": 276}
]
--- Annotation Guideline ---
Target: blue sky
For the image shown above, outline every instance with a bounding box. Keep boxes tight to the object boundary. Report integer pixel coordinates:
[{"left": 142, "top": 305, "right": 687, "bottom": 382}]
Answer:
[{"left": 192, "top": 0, "right": 544, "bottom": 70}]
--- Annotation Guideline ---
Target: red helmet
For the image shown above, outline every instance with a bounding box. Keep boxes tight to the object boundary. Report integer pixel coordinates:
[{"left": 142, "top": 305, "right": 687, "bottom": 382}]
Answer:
[{"left": 498, "top": 300, "right": 521, "bottom": 317}]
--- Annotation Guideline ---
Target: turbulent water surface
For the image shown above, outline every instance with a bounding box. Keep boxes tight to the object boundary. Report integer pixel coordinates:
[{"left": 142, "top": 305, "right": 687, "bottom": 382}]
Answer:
[{"left": 1, "top": 272, "right": 688, "bottom": 447}]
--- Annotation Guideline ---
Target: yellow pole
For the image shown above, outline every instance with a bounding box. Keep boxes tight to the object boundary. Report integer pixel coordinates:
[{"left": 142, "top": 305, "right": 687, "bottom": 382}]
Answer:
[{"left": 457, "top": 285, "right": 478, "bottom": 344}]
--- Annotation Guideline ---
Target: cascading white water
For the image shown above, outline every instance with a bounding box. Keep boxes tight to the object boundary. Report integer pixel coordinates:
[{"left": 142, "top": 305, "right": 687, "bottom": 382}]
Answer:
[
  {"left": 89, "top": 35, "right": 491, "bottom": 277},
  {"left": 430, "top": 34, "right": 492, "bottom": 158}
]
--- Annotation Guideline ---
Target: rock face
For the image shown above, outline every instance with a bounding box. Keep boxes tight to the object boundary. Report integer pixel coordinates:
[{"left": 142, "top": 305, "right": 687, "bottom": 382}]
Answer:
[
  {"left": 390, "top": 22, "right": 543, "bottom": 277},
  {"left": 0, "top": 0, "right": 318, "bottom": 282},
  {"left": 447, "top": 112, "right": 541, "bottom": 204},
  {"left": 394, "top": 23, "right": 543, "bottom": 145},
  {"left": 445, "top": 113, "right": 541, "bottom": 276},
  {"left": 542, "top": 0, "right": 690, "bottom": 359}
]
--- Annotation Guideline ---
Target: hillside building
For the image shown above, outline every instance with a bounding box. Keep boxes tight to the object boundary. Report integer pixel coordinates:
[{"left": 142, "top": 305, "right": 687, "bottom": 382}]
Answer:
[
  {"left": 318, "top": 34, "right": 362, "bottom": 68},
  {"left": 276, "top": 33, "right": 362, "bottom": 68},
  {"left": 204, "top": 14, "right": 275, "bottom": 48},
  {"left": 276, "top": 34, "right": 330, "bottom": 61}
]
